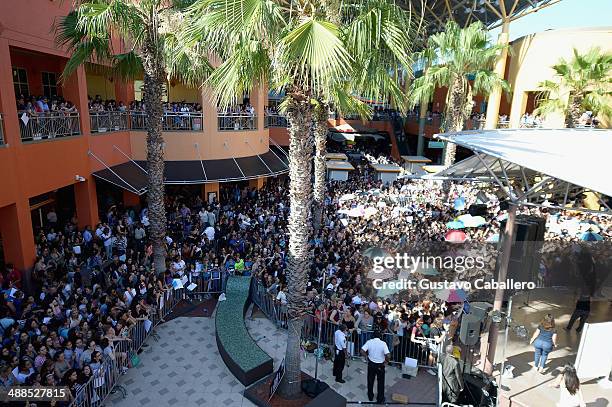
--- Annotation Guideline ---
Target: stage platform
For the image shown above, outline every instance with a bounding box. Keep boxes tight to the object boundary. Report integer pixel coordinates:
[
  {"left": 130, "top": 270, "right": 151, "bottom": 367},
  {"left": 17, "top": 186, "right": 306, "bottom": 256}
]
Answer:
[{"left": 490, "top": 288, "right": 612, "bottom": 407}]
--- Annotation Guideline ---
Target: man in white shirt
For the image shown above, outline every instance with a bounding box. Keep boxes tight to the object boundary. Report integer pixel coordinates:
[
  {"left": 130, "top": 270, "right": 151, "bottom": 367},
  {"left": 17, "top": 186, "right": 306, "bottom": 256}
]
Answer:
[
  {"left": 361, "top": 331, "right": 390, "bottom": 403},
  {"left": 333, "top": 324, "right": 348, "bottom": 383}
]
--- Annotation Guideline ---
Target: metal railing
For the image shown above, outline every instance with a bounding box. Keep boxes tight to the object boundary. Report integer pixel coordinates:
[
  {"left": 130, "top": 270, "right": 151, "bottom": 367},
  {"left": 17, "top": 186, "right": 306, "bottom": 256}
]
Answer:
[
  {"left": 218, "top": 115, "right": 257, "bottom": 131},
  {"left": 90, "top": 111, "right": 129, "bottom": 133},
  {"left": 68, "top": 287, "right": 185, "bottom": 407},
  {"left": 264, "top": 114, "right": 288, "bottom": 128},
  {"left": 129, "top": 111, "right": 204, "bottom": 131},
  {"left": 0, "top": 113, "right": 4, "bottom": 145},
  {"left": 18, "top": 111, "right": 81, "bottom": 142},
  {"left": 250, "top": 279, "right": 438, "bottom": 368},
  {"left": 185, "top": 269, "right": 230, "bottom": 299}
]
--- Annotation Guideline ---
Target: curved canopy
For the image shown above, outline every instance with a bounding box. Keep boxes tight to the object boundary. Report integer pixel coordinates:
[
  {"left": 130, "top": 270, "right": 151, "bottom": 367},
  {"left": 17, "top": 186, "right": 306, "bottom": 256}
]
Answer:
[{"left": 433, "top": 128, "right": 612, "bottom": 213}]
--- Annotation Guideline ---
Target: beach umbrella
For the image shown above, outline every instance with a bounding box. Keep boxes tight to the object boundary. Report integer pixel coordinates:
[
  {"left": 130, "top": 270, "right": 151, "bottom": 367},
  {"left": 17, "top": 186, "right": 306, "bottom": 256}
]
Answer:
[
  {"left": 580, "top": 231, "right": 604, "bottom": 241},
  {"left": 454, "top": 197, "right": 466, "bottom": 210},
  {"left": 364, "top": 207, "right": 378, "bottom": 218},
  {"left": 362, "top": 246, "right": 391, "bottom": 259},
  {"left": 376, "top": 201, "right": 387, "bottom": 208},
  {"left": 446, "top": 220, "right": 466, "bottom": 229},
  {"left": 339, "top": 193, "right": 355, "bottom": 202},
  {"left": 348, "top": 207, "right": 365, "bottom": 217},
  {"left": 435, "top": 288, "right": 468, "bottom": 303},
  {"left": 445, "top": 230, "right": 468, "bottom": 243},
  {"left": 486, "top": 233, "right": 500, "bottom": 243},
  {"left": 457, "top": 214, "right": 487, "bottom": 228}
]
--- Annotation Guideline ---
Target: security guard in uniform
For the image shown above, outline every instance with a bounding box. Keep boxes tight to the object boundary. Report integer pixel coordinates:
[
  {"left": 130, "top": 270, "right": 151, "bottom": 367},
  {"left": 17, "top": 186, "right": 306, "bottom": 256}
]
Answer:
[
  {"left": 333, "top": 323, "right": 348, "bottom": 383},
  {"left": 361, "top": 330, "right": 390, "bottom": 403}
]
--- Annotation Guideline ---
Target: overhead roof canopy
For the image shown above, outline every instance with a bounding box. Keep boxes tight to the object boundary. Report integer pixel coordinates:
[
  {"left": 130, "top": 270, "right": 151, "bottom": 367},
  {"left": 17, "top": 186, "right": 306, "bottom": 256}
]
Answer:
[
  {"left": 90, "top": 146, "right": 288, "bottom": 195},
  {"left": 432, "top": 128, "right": 612, "bottom": 214},
  {"left": 406, "top": 0, "right": 562, "bottom": 34}
]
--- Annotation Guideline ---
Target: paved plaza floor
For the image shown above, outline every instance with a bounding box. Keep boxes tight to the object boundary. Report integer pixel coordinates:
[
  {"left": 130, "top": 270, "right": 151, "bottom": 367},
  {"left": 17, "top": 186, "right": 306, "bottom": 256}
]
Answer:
[{"left": 105, "top": 305, "right": 438, "bottom": 407}]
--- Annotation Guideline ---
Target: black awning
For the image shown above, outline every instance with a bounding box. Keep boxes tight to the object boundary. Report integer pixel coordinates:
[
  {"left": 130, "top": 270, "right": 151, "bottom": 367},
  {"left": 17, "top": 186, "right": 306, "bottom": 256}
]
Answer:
[{"left": 92, "top": 146, "right": 289, "bottom": 194}]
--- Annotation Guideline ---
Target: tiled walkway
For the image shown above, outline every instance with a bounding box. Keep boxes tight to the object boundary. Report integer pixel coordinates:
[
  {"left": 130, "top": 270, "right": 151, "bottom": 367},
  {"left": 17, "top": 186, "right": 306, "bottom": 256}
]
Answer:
[
  {"left": 106, "top": 317, "right": 256, "bottom": 407},
  {"left": 105, "top": 307, "right": 437, "bottom": 406}
]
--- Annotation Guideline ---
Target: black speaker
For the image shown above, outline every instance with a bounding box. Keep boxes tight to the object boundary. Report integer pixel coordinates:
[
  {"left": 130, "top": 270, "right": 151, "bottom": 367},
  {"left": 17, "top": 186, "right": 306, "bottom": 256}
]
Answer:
[
  {"left": 458, "top": 372, "right": 497, "bottom": 407},
  {"left": 499, "top": 216, "right": 545, "bottom": 284},
  {"left": 468, "top": 204, "right": 488, "bottom": 216},
  {"left": 469, "top": 302, "right": 493, "bottom": 321},
  {"left": 459, "top": 314, "right": 482, "bottom": 346}
]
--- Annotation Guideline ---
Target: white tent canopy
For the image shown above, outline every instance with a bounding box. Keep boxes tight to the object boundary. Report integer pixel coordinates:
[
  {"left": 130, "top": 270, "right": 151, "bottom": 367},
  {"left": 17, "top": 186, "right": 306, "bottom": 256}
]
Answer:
[{"left": 432, "top": 129, "right": 612, "bottom": 213}]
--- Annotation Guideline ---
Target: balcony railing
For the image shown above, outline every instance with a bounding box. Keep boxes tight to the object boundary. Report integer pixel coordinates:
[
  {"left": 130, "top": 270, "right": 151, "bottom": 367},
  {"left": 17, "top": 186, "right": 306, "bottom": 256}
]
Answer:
[
  {"left": 90, "top": 111, "right": 129, "bottom": 133},
  {"left": 218, "top": 115, "right": 257, "bottom": 131},
  {"left": 0, "top": 114, "right": 4, "bottom": 146},
  {"left": 264, "top": 114, "right": 288, "bottom": 128},
  {"left": 129, "top": 111, "right": 204, "bottom": 132},
  {"left": 18, "top": 112, "right": 81, "bottom": 142}
]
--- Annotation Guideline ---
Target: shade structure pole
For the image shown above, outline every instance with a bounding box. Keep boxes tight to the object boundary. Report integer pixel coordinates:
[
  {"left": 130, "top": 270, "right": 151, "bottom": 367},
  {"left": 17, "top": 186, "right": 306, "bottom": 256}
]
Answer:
[
  {"left": 484, "top": 19, "right": 510, "bottom": 130},
  {"left": 481, "top": 202, "right": 517, "bottom": 375},
  {"left": 497, "top": 295, "right": 513, "bottom": 405}
]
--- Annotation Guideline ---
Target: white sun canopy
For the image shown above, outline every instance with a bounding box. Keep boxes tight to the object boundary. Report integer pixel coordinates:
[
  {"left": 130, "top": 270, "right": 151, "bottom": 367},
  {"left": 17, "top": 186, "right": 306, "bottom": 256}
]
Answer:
[{"left": 432, "top": 128, "right": 612, "bottom": 214}]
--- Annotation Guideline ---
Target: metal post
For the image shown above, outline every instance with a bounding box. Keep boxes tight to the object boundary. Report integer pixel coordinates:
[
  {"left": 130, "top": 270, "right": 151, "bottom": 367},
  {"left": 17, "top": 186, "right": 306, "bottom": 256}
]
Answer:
[
  {"left": 497, "top": 295, "right": 513, "bottom": 404},
  {"left": 314, "top": 271, "right": 326, "bottom": 380},
  {"left": 481, "top": 202, "right": 517, "bottom": 375}
]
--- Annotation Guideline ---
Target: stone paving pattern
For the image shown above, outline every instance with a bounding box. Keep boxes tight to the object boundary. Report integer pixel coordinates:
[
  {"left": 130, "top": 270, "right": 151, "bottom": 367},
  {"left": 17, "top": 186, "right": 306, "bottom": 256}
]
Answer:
[{"left": 106, "top": 310, "right": 437, "bottom": 406}]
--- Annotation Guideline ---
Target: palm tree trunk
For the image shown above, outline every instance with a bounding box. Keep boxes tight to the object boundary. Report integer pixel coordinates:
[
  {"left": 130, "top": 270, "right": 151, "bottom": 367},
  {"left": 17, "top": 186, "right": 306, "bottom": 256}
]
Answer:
[
  {"left": 566, "top": 94, "right": 583, "bottom": 128},
  {"left": 312, "top": 107, "right": 327, "bottom": 235},
  {"left": 141, "top": 26, "right": 167, "bottom": 274},
  {"left": 442, "top": 76, "right": 467, "bottom": 166},
  {"left": 278, "top": 93, "right": 313, "bottom": 398}
]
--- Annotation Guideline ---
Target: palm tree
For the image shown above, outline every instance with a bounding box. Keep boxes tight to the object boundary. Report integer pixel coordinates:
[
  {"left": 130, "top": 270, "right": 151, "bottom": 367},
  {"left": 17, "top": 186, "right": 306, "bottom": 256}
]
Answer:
[
  {"left": 55, "top": 0, "right": 211, "bottom": 273},
  {"left": 409, "top": 21, "right": 510, "bottom": 165},
  {"left": 535, "top": 47, "right": 612, "bottom": 128},
  {"left": 181, "top": 0, "right": 416, "bottom": 396},
  {"left": 312, "top": 101, "right": 328, "bottom": 236}
]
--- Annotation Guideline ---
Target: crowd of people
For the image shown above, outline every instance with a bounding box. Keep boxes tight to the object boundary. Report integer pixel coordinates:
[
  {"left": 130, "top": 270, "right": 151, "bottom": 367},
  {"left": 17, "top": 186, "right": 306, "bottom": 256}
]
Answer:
[
  {"left": 16, "top": 95, "right": 78, "bottom": 116},
  {"left": 0, "top": 145, "right": 609, "bottom": 403}
]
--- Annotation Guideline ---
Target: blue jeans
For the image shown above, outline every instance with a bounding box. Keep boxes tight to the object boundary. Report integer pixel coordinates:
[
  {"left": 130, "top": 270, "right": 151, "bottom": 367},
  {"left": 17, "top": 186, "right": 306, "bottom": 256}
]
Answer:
[{"left": 534, "top": 338, "right": 553, "bottom": 368}]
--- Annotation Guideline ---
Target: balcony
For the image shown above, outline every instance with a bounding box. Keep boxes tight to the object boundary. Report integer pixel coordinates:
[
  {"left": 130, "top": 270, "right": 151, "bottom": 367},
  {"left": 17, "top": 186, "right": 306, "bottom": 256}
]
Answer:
[
  {"left": 0, "top": 114, "right": 4, "bottom": 146},
  {"left": 218, "top": 115, "right": 257, "bottom": 131},
  {"left": 264, "top": 114, "right": 288, "bottom": 128},
  {"left": 18, "top": 112, "right": 81, "bottom": 142},
  {"left": 129, "top": 111, "right": 203, "bottom": 132},
  {"left": 90, "top": 111, "right": 129, "bottom": 133}
]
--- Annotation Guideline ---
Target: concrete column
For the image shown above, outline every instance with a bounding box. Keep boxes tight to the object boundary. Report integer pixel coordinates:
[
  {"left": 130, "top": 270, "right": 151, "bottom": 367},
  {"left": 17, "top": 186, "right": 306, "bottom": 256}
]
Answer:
[
  {"left": 250, "top": 84, "right": 266, "bottom": 131},
  {"left": 0, "top": 200, "right": 36, "bottom": 271},
  {"left": 62, "top": 65, "right": 91, "bottom": 135},
  {"left": 123, "top": 190, "right": 141, "bottom": 208},
  {"left": 74, "top": 177, "right": 99, "bottom": 229},
  {"left": 249, "top": 177, "right": 265, "bottom": 190},
  {"left": 0, "top": 39, "right": 20, "bottom": 146},
  {"left": 114, "top": 80, "right": 134, "bottom": 105},
  {"left": 202, "top": 182, "right": 220, "bottom": 204},
  {"left": 484, "top": 20, "right": 510, "bottom": 130},
  {"left": 509, "top": 90, "right": 526, "bottom": 128}
]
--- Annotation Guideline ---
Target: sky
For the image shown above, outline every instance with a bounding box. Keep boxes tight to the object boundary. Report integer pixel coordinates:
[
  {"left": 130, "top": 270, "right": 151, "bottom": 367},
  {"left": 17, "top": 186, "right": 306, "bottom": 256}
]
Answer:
[{"left": 488, "top": 0, "right": 612, "bottom": 41}]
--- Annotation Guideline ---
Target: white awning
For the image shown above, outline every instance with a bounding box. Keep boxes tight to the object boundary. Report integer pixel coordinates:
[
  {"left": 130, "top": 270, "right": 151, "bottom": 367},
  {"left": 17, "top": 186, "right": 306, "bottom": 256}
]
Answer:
[
  {"left": 432, "top": 128, "right": 612, "bottom": 214},
  {"left": 436, "top": 129, "right": 612, "bottom": 196}
]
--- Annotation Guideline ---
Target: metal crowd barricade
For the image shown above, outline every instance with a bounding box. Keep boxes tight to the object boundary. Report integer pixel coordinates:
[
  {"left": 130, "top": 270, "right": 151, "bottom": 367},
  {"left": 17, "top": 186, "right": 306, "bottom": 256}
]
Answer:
[
  {"left": 217, "top": 115, "right": 257, "bottom": 131},
  {"left": 90, "top": 111, "right": 129, "bottom": 133},
  {"left": 264, "top": 114, "right": 288, "bottom": 128},
  {"left": 18, "top": 112, "right": 81, "bottom": 142},
  {"left": 185, "top": 270, "right": 229, "bottom": 299},
  {"left": 68, "top": 287, "right": 185, "bottom": 407},
  {"left": 250, "top": 279, "right": 438, "bottom": 369}
]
